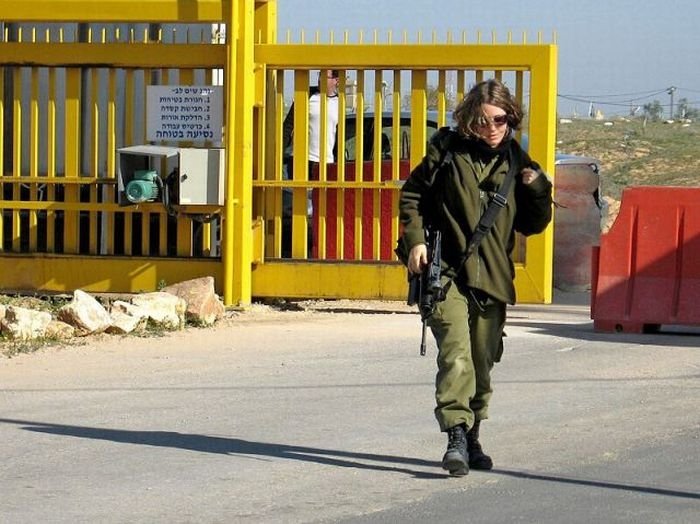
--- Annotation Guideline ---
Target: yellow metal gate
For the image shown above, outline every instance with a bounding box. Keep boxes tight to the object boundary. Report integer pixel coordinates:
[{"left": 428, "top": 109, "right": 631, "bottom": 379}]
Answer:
[
  {"left": 254, "top": 38, "right": 557, "bottom": 303},
  {"left": 0, "top": 0, "right": 557, "bottom": 306}
]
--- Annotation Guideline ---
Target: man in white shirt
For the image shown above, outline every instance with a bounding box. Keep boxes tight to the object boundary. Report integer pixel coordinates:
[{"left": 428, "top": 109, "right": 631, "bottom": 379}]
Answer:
[
  {"left": 283, "top": 69, "right": 340, "bottom": 163},
  {"left": 307, "top": 70, "right": 340, "bottom": 163}
]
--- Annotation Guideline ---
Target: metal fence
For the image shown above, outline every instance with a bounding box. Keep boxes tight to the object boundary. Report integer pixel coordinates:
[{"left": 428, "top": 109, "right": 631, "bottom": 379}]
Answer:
[{"left": 0, "top": 1, "right": 558, "bottom": 305}]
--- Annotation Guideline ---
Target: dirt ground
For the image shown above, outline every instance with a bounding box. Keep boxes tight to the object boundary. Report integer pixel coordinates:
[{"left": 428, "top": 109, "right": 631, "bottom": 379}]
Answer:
[
  {"left": 1, "top": 290, "right": 592, "bottom": 364},
  {"left": 0, "top": 298, "right": 418, "bottom": 361}
]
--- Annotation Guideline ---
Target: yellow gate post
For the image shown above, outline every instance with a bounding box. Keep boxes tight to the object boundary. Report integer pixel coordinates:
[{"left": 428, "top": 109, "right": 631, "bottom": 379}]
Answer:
[
  {"left": 515, "top": 43, "right": 558, "bottom": 304},
  {"left": 223, "top": 0, "right": 256, "bottom": 307}
]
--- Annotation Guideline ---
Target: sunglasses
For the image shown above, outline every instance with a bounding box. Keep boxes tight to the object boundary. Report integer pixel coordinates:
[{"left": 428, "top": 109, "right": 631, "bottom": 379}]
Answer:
[{"left": 477, "top": 114, "right": 509, "bottom": 127}]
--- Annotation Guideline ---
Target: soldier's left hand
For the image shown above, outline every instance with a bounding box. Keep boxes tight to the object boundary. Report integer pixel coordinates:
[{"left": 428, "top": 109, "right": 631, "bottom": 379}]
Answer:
[{"left": 521, "top": 168, "right": 541, "bottom": 185}]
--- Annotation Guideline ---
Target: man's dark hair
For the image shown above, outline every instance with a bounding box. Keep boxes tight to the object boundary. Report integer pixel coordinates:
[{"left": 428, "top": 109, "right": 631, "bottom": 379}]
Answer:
[{"left": 315, "top": 70, "right": 340, "bottom": 89}]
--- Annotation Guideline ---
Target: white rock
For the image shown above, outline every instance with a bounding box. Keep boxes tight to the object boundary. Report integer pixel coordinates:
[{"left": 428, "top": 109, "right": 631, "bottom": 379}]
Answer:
[
  {"left": 131, "top": 292, "right": 186, "bottom": 330},
  {"left": 107, "top": 301, "right": 148, "bottom": 334},
  {"left": 57, "top": 289, "right": 112, "bottom": 336},
  {"left": 161, "top": 277, "right": 225, "bottom": 326},
  {"left": 1, "top": 305, "right": 53, "bottom": 341}
]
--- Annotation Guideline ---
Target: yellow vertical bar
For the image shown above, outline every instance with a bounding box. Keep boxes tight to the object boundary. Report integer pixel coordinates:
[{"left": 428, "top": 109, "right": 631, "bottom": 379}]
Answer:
[
  {"left": 512, "top": 68, "right": 527, "bottom": 265},
  {"left": 125, "top": 67, "right": 146, "bottom": 257},
  {"left": 29, "top": 67, "right": 39, "bottom": 251},
  {"left": 353, "top": 70, "right": 364, "bottom": 260},
  {"left": 410, "top": 70, "right": 427, "bottom": 168},
  {"left": 202, "top": 53, "right": 214, "bottom": 256},
  {"left": 64, "top": 68, "right": 81, "bottom": 254},
  {"left": 176, "top": 70, "right": 194, "bottom": 256},
  {"left": 317, "top": 68, "right": 328, "bottom": 260},
  {"left": 103, "top": 68, "right": 116, "bottom": 255},
  {"left": 178, "top": 70, "right": 194, "bottom": 255},
  {"left": 437, "top": 70, "right": 447, "bottom": 127},
  {"left": 89, "top": 68, "right": 99, "bottom": 254},
  {"left": 251, "top": 81, "right": 265, "bottom": 259},
  {"left": 456, "top": 69, "right": 466, "bottom": 103},
  {"left": 271, "top": 69, "right": 284, "bottom": 257},
  {"left": 137, "top": 115, "right": 150, "bottom": 261},
  {"left": 336, "top": 69, "right": 346, "bottom": 170},
  {"left": 372, "top": 69, "right": 382, "bottom": 260},
  {"left": 318, "top": 70, "right": 328, "bottom": 181},
  {"left": 12, "top": 68, "right": 22, "bottom": 252},
  {"left": 176, "top": 217, "right": 191, "bottom": 257},
  {"left": 410, "top": 68, "right": 429, "bottom": 273},
  {"left": 131, "top": 68, "right": 155, "bottom": 254},
  {"left": 372, "top": 70, "right": 382, "bottom": 179},
  {"left": 201, "top": 220, "right": 211, "bottom": 256},
  {"left": 391, "top": 69, "right": 402, "bottom": 252},
  {"left": 391, "top": 70, "right": 401, "bottom": 179},
  {"left": 291, "top": 69, "right": 309, "bottom": 259},
  {"left": 256, "top": 0, "right": 277, "bottom": 263},
  {"left": 46, "top": 68, "right": 56, "bottom": 252},
  {"left": 141, "top": 212, "right": 151, "bottom": 255},
  {"left": 335, "top": 70, "right": 346, "bottom": 259}
]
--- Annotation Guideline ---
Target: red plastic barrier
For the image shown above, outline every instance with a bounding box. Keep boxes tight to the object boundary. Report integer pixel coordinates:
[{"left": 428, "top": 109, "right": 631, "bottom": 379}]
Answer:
[
  {"left": 310, "top": 160, "right": 411, "bottom": 260},
  {"left": 591, "top": 186, "right": 700, "bottom": 333}
]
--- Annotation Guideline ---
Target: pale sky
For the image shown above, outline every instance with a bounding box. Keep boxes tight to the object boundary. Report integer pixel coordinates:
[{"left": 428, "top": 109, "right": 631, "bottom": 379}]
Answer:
[{"left": 276, "top": 0, "right": 700, "bottom": 117}]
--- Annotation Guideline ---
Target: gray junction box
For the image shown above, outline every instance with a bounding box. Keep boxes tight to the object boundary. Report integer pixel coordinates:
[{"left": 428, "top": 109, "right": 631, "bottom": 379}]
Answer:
[{"left": 117, "top": 145, "right": 225, "bottom": 206}]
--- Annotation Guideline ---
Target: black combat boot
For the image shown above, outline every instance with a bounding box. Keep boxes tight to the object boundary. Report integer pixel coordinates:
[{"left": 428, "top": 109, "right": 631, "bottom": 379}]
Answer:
[
  {"left": 441, "top": 424, "right": 468, "bottom": 476},
  {"left": 466, "top": 420, "right": 493, "bottom": 470}
]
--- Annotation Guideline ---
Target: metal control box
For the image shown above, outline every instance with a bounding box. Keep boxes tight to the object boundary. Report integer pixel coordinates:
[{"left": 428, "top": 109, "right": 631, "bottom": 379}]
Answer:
[
  {"left": 176, "top": 147, "right": 225, "bottom": 205},
  {"left": 117, "top": 145, "right": 225, "bottom": 206}
]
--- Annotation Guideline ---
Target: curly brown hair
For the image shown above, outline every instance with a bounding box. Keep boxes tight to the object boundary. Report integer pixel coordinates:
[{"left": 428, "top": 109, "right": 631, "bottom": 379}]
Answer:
[{"left": 453, "top": 78, "right": 524, "bottom": 138}]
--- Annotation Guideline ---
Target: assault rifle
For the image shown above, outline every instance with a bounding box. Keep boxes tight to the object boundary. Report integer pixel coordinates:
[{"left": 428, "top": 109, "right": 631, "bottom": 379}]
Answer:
[{"left": 407, "top": 227, "right": 446, "bottom": 356}]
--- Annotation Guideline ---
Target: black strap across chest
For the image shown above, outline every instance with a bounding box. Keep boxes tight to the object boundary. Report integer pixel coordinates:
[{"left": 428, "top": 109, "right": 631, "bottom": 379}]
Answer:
[{"left": 431, "top": 136, "right": 519, "bottom": 265}]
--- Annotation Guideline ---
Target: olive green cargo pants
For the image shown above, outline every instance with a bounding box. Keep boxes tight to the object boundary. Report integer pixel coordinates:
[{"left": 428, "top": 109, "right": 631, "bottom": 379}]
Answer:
[{"left": 427, "top": 280, "right": 506, "bottom": 432}]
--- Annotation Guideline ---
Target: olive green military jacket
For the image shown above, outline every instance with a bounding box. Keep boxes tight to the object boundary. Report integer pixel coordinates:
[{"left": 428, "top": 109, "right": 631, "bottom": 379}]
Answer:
[{"left": 399, "top": 128, "right": 553, "bottom": 305}]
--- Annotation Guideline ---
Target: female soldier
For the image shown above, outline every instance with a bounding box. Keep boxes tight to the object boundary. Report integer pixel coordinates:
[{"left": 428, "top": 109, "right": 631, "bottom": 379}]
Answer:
[{"left": 399, "top": 78, "right": 553, "bottom": 476}]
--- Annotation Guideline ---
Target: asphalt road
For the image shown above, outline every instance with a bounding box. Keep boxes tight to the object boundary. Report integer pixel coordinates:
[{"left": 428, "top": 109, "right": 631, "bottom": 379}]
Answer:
[{"left": 1, "top": 294, "right": 698, "bottom": 523}]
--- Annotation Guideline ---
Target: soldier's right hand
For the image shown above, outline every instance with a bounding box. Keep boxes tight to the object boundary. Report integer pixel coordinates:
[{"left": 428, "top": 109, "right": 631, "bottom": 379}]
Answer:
[{"left": 408, "top": 243, "right": 428, "bottom": 275}]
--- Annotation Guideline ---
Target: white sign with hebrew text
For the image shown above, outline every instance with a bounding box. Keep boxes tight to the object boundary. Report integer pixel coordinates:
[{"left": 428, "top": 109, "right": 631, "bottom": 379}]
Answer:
[{"left": 146, "top": 85, "right": 223, "bottom": 142}]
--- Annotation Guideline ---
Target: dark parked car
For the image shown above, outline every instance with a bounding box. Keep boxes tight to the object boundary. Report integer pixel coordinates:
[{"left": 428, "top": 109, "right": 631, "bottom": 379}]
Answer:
[{"left": 283, "top": 110, "right": 441, "bottom": 165}]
